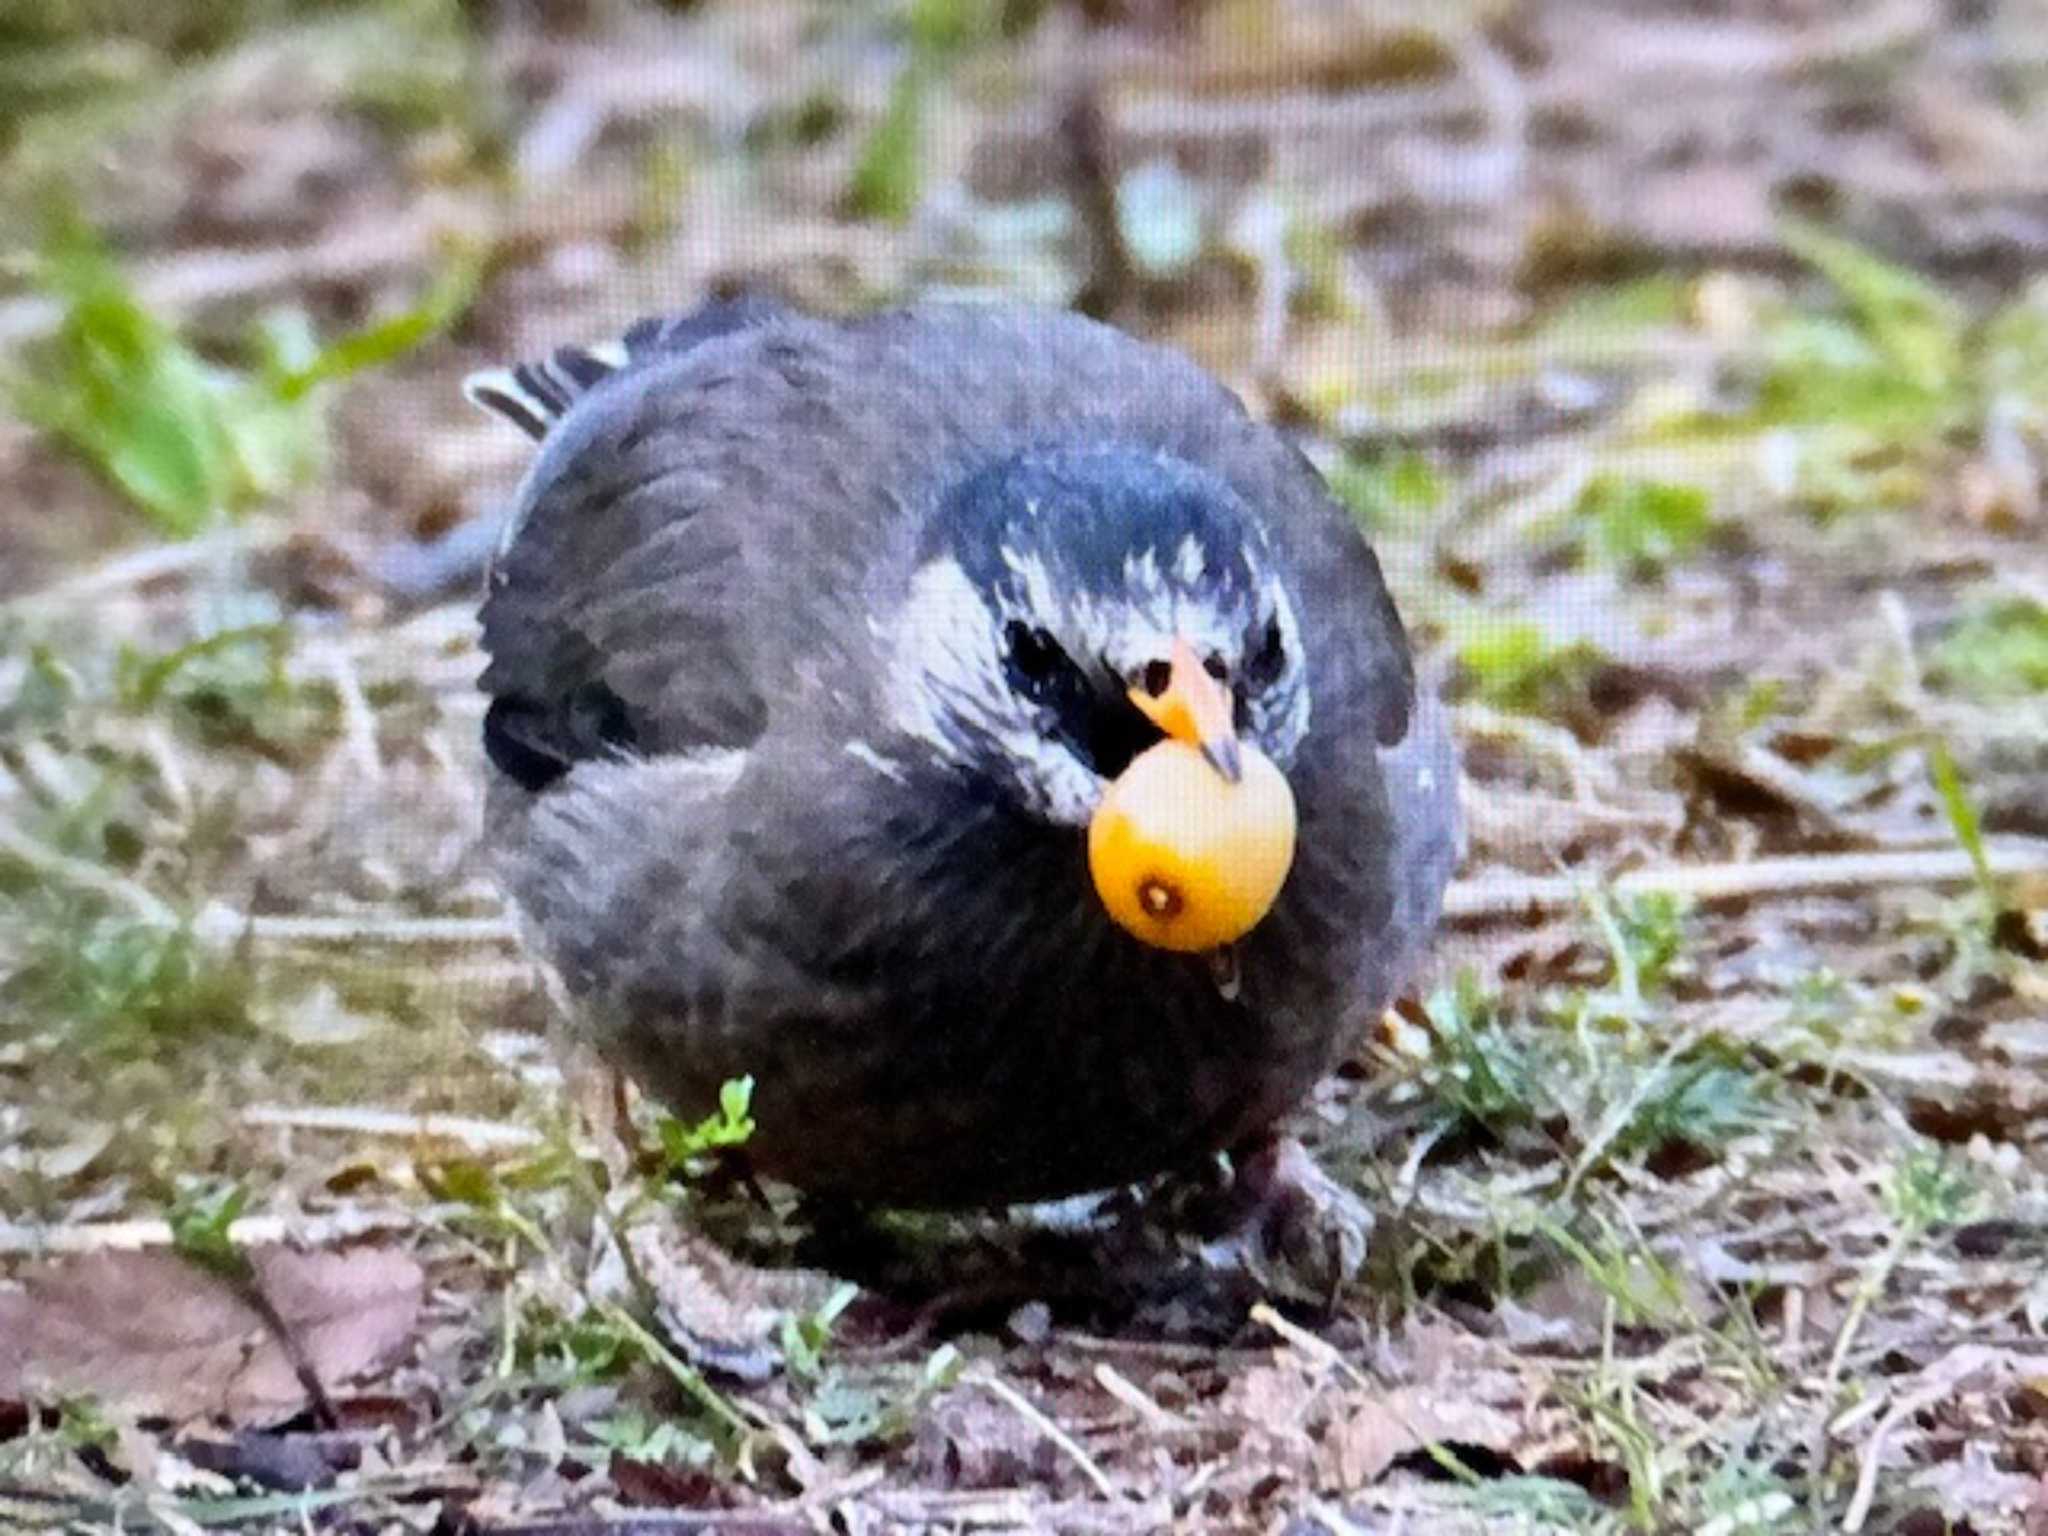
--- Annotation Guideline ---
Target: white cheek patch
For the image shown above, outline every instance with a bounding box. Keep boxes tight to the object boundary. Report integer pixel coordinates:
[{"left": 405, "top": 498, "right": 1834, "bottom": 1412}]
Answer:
[{"left": 886, "top": 557, "right": 1103, "bottom": 824}]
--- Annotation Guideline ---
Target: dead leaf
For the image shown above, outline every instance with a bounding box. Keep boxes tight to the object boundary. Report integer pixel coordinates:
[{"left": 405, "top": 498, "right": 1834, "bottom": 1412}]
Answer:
[
  {"left": 1225, "top": 1362, "right": 1318, "bottom": 1430},
  {"left": 909, "top": 1386, "right": 1063, "bottom": 1492},
  {"left": 1322, "top": 1389, "right": 1520, "bottom": 1491},
  {"left": 0, "top": 1245, "right": 422, "bottom": 1424},
  {"left": 620, "top": 1210, "right": 843, "bottom": 1382}
]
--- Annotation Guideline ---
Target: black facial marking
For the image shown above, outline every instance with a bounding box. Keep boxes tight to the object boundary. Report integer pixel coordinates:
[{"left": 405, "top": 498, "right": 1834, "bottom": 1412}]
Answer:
[
  {"left": 1245, "top": 612, "right": 1286, "bottom": 691},
  {"left": 923, "top": 444, "right": 1294, "bottom": 806},
  {"left": 1082, "top": 698, "right": 1159, "bottom": 780},
  {"left": 1002, "top": 621, "right": 1156, "bottom": 779},
  {"left": 1004, "top": 622, "right": 1070, "bottom": 701}
]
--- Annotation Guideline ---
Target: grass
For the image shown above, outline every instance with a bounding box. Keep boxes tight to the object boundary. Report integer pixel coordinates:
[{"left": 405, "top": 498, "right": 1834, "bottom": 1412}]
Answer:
[
  {"left": 1571, "top": 474, "right": 1714, "bottom": 575},
  {"left": 1329, "top": 449, "right": 1447, "bottom": 533},
  {"left": 1413, "top": 891, "right": 1776, "bottom": 1186},
  {"left": 7, "top": 206, "right": 476, "bottom": 539},
  {"left": 4, "top": 7, "right": 2047, "bottom": 1531},
  {"left": 1453, "top": 620, "right": 1613, "bottom": 721},
  {"left": 1390, "top": 883, "right": 1989, "bottom": 1532},
  {"left": 1933, "top": 597, "right": 2048, "bottom": 700}
]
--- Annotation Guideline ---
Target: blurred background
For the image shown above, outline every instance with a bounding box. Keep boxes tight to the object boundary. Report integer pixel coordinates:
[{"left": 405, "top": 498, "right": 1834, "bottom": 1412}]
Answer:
[{"left": 4, "top": 2, "right": 2048, "bottom": 1531}]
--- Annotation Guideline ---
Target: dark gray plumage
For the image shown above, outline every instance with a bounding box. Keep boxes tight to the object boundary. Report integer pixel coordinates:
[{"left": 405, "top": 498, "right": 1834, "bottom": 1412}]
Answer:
[{"left": 474, "top": 302, "right": 1458, "bottom": 1207}]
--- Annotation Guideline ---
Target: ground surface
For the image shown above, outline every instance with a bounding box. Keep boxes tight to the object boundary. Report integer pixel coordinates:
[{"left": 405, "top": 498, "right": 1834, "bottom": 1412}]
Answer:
[{"left": 3, "top": 1, "right": 2048, "bottom": 1532}]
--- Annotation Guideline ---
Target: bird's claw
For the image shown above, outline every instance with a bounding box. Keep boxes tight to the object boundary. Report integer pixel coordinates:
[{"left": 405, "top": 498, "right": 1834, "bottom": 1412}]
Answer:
[{"left": 1205, "top": 1135, "right": 1375, "bottom": 1306}]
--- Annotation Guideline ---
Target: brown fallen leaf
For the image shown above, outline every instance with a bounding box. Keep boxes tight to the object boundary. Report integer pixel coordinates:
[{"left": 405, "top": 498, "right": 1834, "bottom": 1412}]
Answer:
[
  {"left": 1322, "top": 1389, "right": 1520, "bottom": 1491},
  {"left": 0, "top": 1245, "right": 422, "bottom": 1424},
  {"left": 621, "top": 1210, "right": 844, "bottom": 1383}
]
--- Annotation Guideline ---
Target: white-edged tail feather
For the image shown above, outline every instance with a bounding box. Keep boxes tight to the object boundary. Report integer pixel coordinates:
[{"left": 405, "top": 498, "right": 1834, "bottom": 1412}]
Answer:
[{"left": 463, "top": 297, "right": 785, "bottom": 441}]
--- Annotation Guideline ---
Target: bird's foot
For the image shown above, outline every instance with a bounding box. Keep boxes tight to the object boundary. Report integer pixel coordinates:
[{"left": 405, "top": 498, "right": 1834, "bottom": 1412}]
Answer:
[{"left": 1200, "top": 1135, "right": 1375, "bottom": 1307}]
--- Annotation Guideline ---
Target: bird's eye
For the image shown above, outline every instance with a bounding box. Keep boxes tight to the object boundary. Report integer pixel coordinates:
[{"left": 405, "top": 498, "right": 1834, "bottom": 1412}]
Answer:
[
  {"left": 1202, "top": 653, "right": 1229, "bottom": 683},
  {"left": 1138, "top": 658, "right": 1174, "bottom": 698},
  {"left": 1005, "top": 622, "right": 1071, "bottom": 700},
  {"left": 1245, "top": 614, "right": 1286, "bottom": 690}
]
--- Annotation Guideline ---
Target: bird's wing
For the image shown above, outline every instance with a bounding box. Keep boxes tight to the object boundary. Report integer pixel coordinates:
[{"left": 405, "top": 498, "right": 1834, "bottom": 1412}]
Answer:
[{"left": 472, "top": 299, "right": 807, "bottom": 791}]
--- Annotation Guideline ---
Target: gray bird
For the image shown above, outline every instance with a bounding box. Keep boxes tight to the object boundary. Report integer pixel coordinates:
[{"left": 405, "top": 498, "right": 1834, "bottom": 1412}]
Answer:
[{"left": 467, "top": 300, "right": 1458, "bottom": 1216}]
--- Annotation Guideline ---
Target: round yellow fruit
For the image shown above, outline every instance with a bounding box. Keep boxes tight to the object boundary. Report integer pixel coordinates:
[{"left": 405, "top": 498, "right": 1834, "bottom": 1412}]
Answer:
[{"left": 1087, "top": 739, "right": 1298, "bottom": 953}]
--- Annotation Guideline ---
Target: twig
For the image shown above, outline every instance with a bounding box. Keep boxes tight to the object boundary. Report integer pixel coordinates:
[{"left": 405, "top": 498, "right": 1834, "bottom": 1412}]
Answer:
[
  {"left": 213, "top": 1255, "right": 340, "bottom": 1430},
  {"left": 969, "top": 1370, "right": 1122, "bottom": 1502},
  {"left": 1249, "top": 1303, "right": 1371, "bottom": 1390},
  {"left": 1838, "top": 1387, "right": 1938, "bottom": 1535},
  {"left": 192, "top": 904, "right": 520, "bottom": 948},
  {"left": 0, "top": 1203, "right": 455, "bottom": 1256},
  {"left": 1443, "top": 840, "right": 2048, "bottom": 923},
  {"left": 1836, "top": 1346, "right": 2008, "bottom": 1534},
  {"left": 1091, "top": 1362, "right": 1187, "bottom": 1431},
  {"left": 240, "top": 1104, "right": 544, "bottom": 1150}
]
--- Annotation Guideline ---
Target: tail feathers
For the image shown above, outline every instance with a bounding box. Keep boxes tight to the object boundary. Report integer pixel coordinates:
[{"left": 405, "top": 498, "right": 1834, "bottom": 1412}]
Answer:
[{"left": 463, "top": 295, "right": 786, "bottom": 441}]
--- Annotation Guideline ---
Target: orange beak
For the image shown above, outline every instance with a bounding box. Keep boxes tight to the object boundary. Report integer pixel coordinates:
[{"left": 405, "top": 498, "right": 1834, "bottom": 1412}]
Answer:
[{"left": 1128, "top": 635, "right": 1241, "bottom": 782}]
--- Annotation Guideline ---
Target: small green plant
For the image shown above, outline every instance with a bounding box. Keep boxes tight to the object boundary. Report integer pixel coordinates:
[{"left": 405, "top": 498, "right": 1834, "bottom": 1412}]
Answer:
[
  {"left": 800, "top": 1344, "right": 964, "bottom": 1448},
  {"left": 845, "top": 0, "right": 992, "bottom": 221},
  {"left": 423, "top": 1101, "right": 764, "bottom": 1460},
  {"left": 114, "top": 624, "right": 337, "bottom": 759},
  {"left": 1540, "top": 1210, "right": 1693, "bottom": 1331},
  {"left": 1329, "top": 450, "right": 1445, "bottom": 532},
  {"left": 780, "top": 1281, "right": 859, "bottom": 1384},
  {"left": 511, "top": 1300, "right": 643, "bottom": 1389},
  {"left": 1456, "top": 620, "right": 1609, "bottom": 720},
  {"left": 1603, "top": 1047, "right": 1772, "bottom": 1165},
  {"left": 1418, "top": 890, "right": 1774, "bottom": 1194},
  {"left": 1772, "top": 219, "right": 1964, "bottom": 415},
  {"left": 584, "top": 1408, "right": 718, "bottom": 1469},
  {"left": 10, "top": 208, "right": 474, "bottom": 537},
  {"left": 1739, "top": 221, "right": 2048, "bottom": 522},
  {"left": 1573, "top": 474, "right": 1713, "bottom": 573},
  {"left": 846, "top": 56, "right": 930, "bottom": 223},
  {"left": 1887, "top": 1144, "right": 1979, "bottom": 1232},
  {"left": 1590, "top": 888, "right": 1694, "bottom": 1003},
  {"left": 1931, "top": 598, "right": 2048, "bottom": 700},
  {"left": 655, "top": 1075, "right": 757, "bottom": 1177},
  {"left": 0, "top": 901, "right": 253, "bottom": 1059},
  {"left": 167, "top": 1180, "right": 253, "bottom": 1281},
  {"left": 1421, "top": 972, "right": 1547, "bottom": 1134},
  {"left": 1928, "top": 740, "right": 1998, "bottom": 914},
  {"left": 13, "top": 208, "right": 263, "bottom": 535}
]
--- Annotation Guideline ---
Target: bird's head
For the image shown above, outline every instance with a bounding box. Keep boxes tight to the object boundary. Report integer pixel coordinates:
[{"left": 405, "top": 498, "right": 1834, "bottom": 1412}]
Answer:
[{"left": 882, "top": 446, "right": 1311, "bottom": 953}]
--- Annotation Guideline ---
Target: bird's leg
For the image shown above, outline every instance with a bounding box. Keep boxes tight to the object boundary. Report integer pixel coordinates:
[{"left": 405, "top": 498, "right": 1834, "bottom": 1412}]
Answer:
[{"left": 1211, "top": 1133, "right": 1376, "bottom": 1307}]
